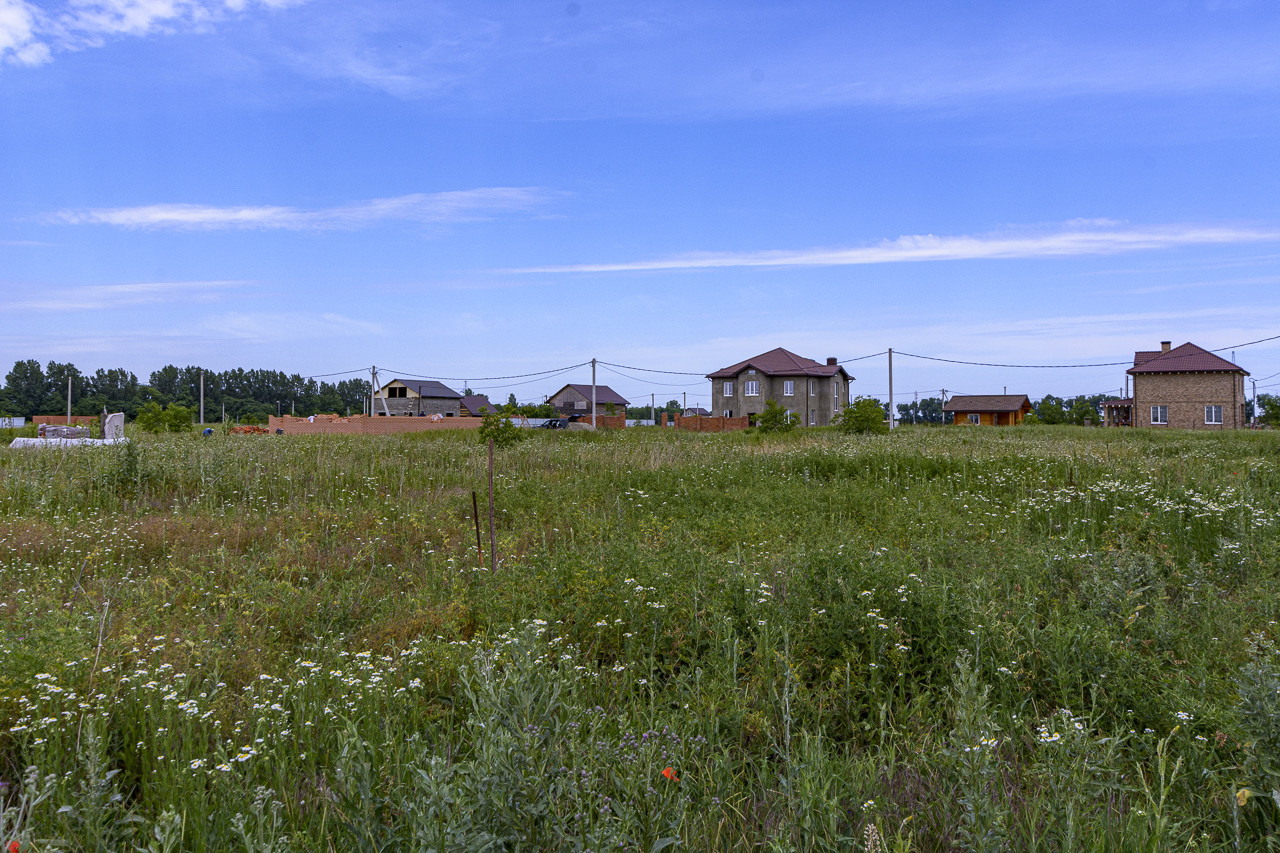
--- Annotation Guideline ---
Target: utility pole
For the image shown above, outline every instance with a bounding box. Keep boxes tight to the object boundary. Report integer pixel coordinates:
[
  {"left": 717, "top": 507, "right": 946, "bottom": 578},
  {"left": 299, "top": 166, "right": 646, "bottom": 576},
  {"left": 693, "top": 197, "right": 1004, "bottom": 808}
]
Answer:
[
  {"left": 651, "top": 393, "right": 655, "bottom": 425},
  {"left": 66, "top": 376, "right": 72, "bottom": 423},
  {"left": 291, "top": 400, "right": 295, "bottom": 416},
  {"left": 913, "top": 390, "right": 918, "bottom": 424},
  {"left": 887, "top": 348, "right": 895, "bottom": 430},
  {"left": 221, "top": 401, "right": 226, "bottom": 423},
  {"left": 591, "top": 358, "right": 597, "bottom": 428},
  {"left": 199, "top": 369, "right": 205, "bottom": 425},
  {"left": 1253, "top": 378, "right": 1258, "bottom": 426},
  {"left": 683, "top": 391, "right": 686, "bottom": 414}
]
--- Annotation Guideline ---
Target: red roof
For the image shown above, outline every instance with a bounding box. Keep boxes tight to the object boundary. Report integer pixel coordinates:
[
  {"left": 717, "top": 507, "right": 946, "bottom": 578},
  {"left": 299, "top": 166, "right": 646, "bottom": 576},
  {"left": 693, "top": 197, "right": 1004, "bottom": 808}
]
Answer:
[
  {"left": 1126, "top": 342, "right": 1247, "bottom": 375},
  {"left": 942, "top": 394, "right": 1031, "bottom": 413},
  {"left": 707, "top": 347, "right": 852, "bottom": 380}
]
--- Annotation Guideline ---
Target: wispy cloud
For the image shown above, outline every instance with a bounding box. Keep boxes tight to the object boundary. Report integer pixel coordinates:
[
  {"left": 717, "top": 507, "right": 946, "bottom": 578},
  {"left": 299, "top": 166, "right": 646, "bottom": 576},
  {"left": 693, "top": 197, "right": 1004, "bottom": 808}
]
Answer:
[
  {"left": 201, "top": 311, "right": 382, "bottom": 340},
  {"left": 48, "top": 188, "right": 558, "bottom": 231},
  {"left": 513, "top": 223, "right": 1280, "bottom": 274},
  {"left": 2, "top": 279, "right": 251, "bottom": 311},
  {"left": 1128, "top": 275, "right": 1280, "bottom": 294},
  {"left": 1, "top": 0, "right": 306, "bottom": 66}
]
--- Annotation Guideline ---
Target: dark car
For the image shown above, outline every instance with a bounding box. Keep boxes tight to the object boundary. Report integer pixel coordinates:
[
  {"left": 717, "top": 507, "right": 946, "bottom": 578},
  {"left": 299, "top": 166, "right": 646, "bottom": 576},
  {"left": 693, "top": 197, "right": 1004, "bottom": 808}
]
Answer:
[{"left": 539, "top": 413, "right": 584, "bottom": 429}]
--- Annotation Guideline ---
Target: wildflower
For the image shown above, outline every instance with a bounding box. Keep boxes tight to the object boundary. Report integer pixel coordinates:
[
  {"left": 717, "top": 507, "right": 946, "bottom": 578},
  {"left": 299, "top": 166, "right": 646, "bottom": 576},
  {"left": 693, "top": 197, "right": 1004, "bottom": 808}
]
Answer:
[
  {"left": 662, "top": 766, "right": 679, "bottom": 782},
  {"left": 9, "top": 841, "right": 19, "bottom": 853}
]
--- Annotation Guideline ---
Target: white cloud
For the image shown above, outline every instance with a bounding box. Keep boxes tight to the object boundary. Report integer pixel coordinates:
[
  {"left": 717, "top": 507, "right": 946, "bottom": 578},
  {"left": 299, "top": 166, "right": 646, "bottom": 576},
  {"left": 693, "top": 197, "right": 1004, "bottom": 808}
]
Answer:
[
  {"left": 0, "top": 0, "right": 304, "bottom": 66},
  {"left": 513, "top": 223, "right": 1280, "bottom": 274},
  {"left": 50, "top": 188, "right": 558, "bottom": 230},
  {"left": 200, "top": 311, "right": 382, "bottom": 340},
  {"left": 2, "top": 279, "right": 250, "bottom": 311}
]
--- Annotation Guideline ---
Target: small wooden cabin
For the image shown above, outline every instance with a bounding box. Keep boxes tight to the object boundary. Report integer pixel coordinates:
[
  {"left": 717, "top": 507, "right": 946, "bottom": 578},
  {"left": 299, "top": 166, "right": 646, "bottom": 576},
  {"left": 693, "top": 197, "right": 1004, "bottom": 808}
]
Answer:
[{"left": 942, "top": 394, "right": 1032, "bottom": 426}]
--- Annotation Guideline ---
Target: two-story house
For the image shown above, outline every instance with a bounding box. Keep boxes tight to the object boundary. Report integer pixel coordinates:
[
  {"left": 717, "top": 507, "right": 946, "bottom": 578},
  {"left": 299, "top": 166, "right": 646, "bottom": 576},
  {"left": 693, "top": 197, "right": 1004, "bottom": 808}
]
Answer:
[
  {"left": 707, "top": 347, "right": 854, "bottom": 426},
  {"left": 1127, "top": 341, "right": 1249, "bottom": 429}
]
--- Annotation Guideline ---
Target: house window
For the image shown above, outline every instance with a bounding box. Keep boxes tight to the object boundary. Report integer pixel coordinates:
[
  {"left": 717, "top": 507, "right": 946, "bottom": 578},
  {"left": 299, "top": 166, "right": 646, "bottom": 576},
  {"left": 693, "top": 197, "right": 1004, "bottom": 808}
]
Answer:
[
  {"left": 1151, "top": 405, "right": 1168, "bottom": 425},
  {"left": 386, "top": 386, "right": 407, "bottom": 398},
  {"left": 1205, "top": 405, "right": 1223, "bottom": 425},
  {"left": 809, "top": 409, "right": 816, "bottom": 425},
  {"left": 785, "top": 408, "right": 794, "bottom": 423},
  {"left": 809, "top": 379, "right": 816, "bottom": 396},
  {"left": 967, "top": 414, "right": 980, "bottom": 425},
  {"left": 744, "top": 380, "right": 759, "bottom": 396},
  {"left": 783, "top": 380, "right": 794, "bottom": 396},
  {"left": 723, "top": 409, "right": 732, "bottom": 418},
  {"left": 724, "top": 381, "right": 734, "bottom": 397},
  {"left": 574, "top": 401, "right": 587, "bottom": 410},
  {"left": 747, "top": 369, "right": 756, "bottom": 375}
]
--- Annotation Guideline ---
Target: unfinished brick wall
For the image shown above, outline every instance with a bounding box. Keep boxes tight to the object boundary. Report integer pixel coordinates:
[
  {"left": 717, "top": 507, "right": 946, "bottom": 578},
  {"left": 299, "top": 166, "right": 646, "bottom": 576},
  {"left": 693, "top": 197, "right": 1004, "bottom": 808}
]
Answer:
[
  {"left": 34, "top": 415, "right": 99, "bottom": 426},
  {"left": 269, "top": 415, "right": 482, "bottom": 435},
  {"left": 672, "top": 414, "right": 750, "bottom": 432}
]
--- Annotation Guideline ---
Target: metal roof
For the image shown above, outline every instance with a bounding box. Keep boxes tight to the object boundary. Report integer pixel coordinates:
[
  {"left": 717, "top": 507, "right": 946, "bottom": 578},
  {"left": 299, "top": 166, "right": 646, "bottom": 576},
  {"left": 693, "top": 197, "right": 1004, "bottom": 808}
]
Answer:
[
  {"left": 942, "top": 394, "right": 1032, "bottom": 413},
  {"left": 707, "top": 347, "right": 852, "bottom": 380},
  {"left": 383, "top": 379, "right": 462, "bottom": 398},
  {"left": 552, "top": 384, "right": 630, "bottom": 406},
  {"left": 1126, "top": 342, "right": 1247, "bottom": 375}
]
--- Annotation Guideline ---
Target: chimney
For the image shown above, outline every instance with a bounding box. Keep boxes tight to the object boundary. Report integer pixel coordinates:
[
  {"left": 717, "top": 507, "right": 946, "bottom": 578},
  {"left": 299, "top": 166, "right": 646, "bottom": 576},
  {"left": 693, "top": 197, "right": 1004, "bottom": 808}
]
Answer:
[
  {"left": 826, "top": 357, "right": 838, "bottom": 366},
  {"left": 1161, "top": 341, "right": 1171, "bottom": 353}
]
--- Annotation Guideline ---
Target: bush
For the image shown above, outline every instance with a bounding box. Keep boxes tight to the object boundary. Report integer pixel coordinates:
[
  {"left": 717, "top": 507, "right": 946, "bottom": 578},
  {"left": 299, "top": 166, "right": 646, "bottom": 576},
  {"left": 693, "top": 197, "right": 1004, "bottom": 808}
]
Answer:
[
  {"left": 478, "top": 406, "right": 526, "bottom": 449},
  {"left": 135, "top": 402, "right": 194, "bottom": 433},
  {"left": 836, "top": 396, "right": 889, "bottom": 435},
  {"left": 756, "top": 399, "right": 796, "bottom": 433}
]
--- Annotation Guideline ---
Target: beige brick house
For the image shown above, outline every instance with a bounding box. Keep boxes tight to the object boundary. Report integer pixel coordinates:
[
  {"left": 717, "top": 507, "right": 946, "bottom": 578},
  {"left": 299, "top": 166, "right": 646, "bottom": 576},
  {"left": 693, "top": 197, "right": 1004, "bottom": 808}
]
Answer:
[
  {"left": 707, "top": 347, "right": 853, "bottom": 426},
  {"left": 1126, "top": 341, "right": 1248, "bottom": 429}
]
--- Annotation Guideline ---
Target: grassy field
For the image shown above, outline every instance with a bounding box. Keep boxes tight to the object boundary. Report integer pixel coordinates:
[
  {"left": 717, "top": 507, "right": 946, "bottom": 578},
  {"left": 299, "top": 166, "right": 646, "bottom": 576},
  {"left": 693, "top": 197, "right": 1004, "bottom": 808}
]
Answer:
[{"left": 2, "top": 425, "right": 1280, "bottom": 851}]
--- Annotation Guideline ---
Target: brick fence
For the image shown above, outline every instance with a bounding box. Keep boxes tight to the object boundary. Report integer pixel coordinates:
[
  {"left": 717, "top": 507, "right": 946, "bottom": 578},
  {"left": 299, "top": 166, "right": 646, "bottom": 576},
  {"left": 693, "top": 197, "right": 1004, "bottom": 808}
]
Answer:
[
  {"left": 34, "top": 415, "right": 100, "bottom": 426},
  {"left": 268, "top": 414, "right": 483, "bottom": 435},
  {"left": 665, "top": 413, "right": 751, "bottom": 432}
]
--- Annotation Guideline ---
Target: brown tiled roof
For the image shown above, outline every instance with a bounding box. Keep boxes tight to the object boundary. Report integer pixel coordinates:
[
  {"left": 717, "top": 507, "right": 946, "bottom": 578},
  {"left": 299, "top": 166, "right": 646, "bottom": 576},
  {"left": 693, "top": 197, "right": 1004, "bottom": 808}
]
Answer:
[
  {"left": 554, "top": 384, "right": 630, "bottom": 406},
  {"left": 459, "top": 395, "right": 495, "bottom": 415},
  {"left": 1101, "top": 398, "right": 1133, "bottom": 406},
  {"left": 1126, "top": 342, "right": 1247, "bottom": 375},
  {"left": 707, "top": 347, "right": 852, "bottom": 380},
  {"left": 942, "top": 394, "right": 1031, "bottom": 413},
  {"left": 1133, "top": 351, "right": 1162, "bottom": 367}
]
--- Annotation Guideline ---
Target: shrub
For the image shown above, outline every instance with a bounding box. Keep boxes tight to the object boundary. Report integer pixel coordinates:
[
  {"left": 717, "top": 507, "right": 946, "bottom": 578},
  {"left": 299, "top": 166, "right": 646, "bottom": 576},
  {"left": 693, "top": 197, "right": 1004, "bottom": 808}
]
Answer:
[
  {"left": 478, "top": 406, "right": 526, "bottom": 449},
  {"left": 836, "top": 396, "right": 888, "bottom": 435},
  {"left": 756, "top": 399, "right": 795, "bottom": 433},
  {"left": 135, "top": 402, "right": 193, "bottom": 434}
]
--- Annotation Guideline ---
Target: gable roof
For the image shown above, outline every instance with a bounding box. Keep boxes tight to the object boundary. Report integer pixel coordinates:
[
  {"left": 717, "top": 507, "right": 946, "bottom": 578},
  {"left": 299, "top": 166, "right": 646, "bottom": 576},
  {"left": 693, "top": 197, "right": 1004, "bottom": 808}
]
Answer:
[
  {"left": 707, "top": 347, "right": 852, "bottom": 380},
  {"left": 1126, "top": 342, "right": 1247, "bottom": 375},
  {"left": 460, "top": 394, "right": 495, "bottom": 415},
  {"left": 552, "top": 384, "right": 629, "bottom": 406},
  {"left": 942, "top": 394, "right": 1032, "bottom": 413},
  {"left": 381, "top": 379, "right": 462, "bottom": 398}
]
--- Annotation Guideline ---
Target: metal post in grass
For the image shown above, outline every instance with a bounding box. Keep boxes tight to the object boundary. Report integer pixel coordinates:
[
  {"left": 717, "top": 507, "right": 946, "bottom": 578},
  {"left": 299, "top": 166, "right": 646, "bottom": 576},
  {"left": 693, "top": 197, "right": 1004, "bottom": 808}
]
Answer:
[
  {"left": 472, "top": 490, "right": 483, "bottom": 567},
  {"left": 488, "top": 437, "right": 497, "bottom": 573}
]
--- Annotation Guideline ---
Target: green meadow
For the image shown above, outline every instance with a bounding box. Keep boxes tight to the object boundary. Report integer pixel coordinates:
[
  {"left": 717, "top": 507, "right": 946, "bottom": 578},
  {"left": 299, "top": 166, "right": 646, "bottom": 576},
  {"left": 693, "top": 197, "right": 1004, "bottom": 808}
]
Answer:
[{"left": 2, "top": 425, "right": 1280, "bottom": 851}]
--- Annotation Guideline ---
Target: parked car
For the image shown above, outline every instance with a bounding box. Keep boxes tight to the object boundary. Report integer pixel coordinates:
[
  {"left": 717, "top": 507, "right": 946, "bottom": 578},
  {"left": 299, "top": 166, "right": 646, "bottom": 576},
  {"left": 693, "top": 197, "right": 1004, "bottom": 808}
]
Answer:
[{"left": 539, "top": 414, "right": 584, "bottom": 429}]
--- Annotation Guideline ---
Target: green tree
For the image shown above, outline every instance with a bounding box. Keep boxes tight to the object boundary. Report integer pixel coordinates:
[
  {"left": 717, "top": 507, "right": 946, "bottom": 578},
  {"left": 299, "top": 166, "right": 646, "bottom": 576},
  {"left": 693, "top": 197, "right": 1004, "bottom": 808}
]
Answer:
[
  {"left": 756, "top": 399, "right": 795, "bottom": 433},
  {"left": 837, "top": 396, "right": 889, "bottom": 435},
  {"left": 1036, "top": 394, "right": 1066, "bottom": 424},
  {"left": 4, "top": 359, "right": 45, "bottom": 417},
  {"left": 136, "top": 402, "right": 194, "bottom": 433},
  {"left": 1258, "top": 394, "right": 1280, "bottom": 427},
  {"left": 478, "top": 406, "right": 526, "bottom": 449}
]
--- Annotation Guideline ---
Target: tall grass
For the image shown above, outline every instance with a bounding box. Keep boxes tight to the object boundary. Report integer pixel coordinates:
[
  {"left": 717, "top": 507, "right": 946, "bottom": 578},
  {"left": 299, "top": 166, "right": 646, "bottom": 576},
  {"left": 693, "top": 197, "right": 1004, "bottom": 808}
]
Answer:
[{"left": 1, "top": 425, "right": 1278, "bottom": 850}]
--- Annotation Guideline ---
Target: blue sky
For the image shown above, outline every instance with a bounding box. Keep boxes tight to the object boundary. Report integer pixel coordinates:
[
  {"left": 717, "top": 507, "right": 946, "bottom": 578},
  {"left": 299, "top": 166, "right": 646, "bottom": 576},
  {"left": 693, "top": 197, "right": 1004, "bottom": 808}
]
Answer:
[{"left": 3, "top": 0, "right": 1279, "bottom": 407}]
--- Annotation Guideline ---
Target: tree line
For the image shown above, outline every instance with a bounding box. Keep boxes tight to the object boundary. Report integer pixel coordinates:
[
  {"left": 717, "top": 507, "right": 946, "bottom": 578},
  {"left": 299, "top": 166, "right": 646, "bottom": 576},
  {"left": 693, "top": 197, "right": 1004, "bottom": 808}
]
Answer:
[{"left": 0, "top": 360, "right": 370, "bottom": 423}]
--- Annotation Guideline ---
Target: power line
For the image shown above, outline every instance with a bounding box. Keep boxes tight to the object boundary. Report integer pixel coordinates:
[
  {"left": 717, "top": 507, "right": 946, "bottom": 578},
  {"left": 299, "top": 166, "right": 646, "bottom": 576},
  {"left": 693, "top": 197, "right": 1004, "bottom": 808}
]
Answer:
[
  {"left": 596, "top": 360, "right": 706, "bottom": 376},
  {"left": 309, "top": 367, "right": 373, "bottom": 379},
  {"left": 838, "top": 350, "right": 889, "bottom": 363},
  {"left": 599, "top": 363, "right": 706, "bottom": 388},
  {"left": 896, "top": 351, "right": 1130, "bottom": 369},
  {"left": 379, "top": 361, "right": 591, "bottom": 383}
]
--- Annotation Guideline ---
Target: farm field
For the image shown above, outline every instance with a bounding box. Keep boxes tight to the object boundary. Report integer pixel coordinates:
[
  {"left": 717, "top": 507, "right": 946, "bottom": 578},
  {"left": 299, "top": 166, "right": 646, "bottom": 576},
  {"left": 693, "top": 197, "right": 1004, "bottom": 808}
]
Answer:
[{"left": 2, "top": 425, "right": 1280, "bottom": 852}]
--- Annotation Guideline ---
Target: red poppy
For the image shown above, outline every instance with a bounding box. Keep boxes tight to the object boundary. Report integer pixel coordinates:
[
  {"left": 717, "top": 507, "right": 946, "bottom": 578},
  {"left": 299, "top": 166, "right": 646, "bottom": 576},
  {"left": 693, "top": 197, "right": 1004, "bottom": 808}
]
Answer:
[
  {"left": 662, "top": 766, "right": 679, "bottom": 782},
  {"left": 8, "top": 840, "right": 20, "bottom": 853}
]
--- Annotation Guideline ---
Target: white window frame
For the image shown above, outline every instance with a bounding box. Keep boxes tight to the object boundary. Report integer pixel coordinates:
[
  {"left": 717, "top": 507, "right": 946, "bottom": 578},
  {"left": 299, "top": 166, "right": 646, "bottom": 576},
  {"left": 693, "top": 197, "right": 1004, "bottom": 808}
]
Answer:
[
  {"left": 783, "top": 380, "right": 794, "bottom": 397},
  {"left": 809, "top": 379, "right": 816, "bottom": 396},
  {"left": 1205, "top": 405, "right": 1223, "bottom": 425},
  {"left": 1150, "top": 405, "right": 1168, "bottom": 425},
  {"left": 967, "top": 413, "right": 981, "bottom": 425},
  {"left": 723, "top": 381, "right": 734, "bottom": 397},
  {"left": 809, "top": 408, "right": 816, "bottom": 425},
  {"left": 744, "top": 380, "right": 760, "bottom": 396},
  {"left": 722, "top": 409, "right": 732, "bottom": 418}
]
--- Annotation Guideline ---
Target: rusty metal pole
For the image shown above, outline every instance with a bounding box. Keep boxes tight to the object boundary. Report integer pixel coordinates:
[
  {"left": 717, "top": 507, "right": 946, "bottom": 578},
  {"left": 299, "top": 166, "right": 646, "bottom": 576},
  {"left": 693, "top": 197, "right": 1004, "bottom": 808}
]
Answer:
[
  {"left": 488, "top": 437, "right": 497, "bottom": 572},
  {"left": 472, "top": 491, "right": 483, "bottom": 567}
]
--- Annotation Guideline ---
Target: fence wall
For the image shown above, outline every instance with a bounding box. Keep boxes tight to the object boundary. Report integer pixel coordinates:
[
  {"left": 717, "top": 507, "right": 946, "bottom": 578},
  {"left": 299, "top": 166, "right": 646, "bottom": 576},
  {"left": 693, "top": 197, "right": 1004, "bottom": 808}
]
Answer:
[
  {"left": 668, "top": 414, "right": 751, "bottom": 432},
  {"left": 268, "top": 415, "right": 482, "bottom": 435}
]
